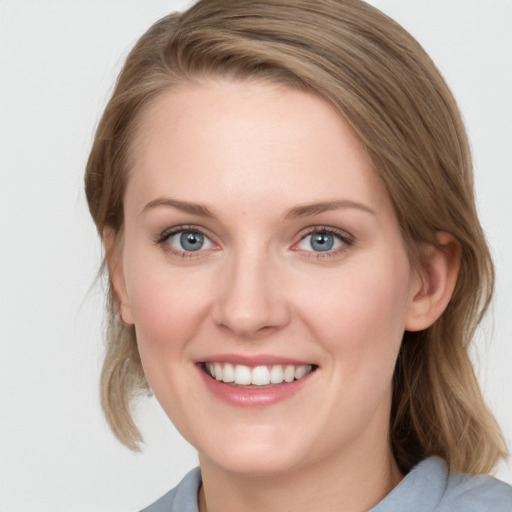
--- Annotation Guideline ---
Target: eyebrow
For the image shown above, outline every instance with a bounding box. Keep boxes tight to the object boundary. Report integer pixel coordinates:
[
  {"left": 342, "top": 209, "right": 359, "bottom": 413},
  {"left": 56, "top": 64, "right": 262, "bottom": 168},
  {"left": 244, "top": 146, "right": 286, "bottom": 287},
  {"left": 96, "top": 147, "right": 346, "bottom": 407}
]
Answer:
[
  {"left": 284, "top": 200, "right": 375, "bottom": 219},
  {"left": 141, "top": 197, "right": 375, "bottom": 219},
  {"left": 141, "top": 197, "right": 214, "bottom": 217}
]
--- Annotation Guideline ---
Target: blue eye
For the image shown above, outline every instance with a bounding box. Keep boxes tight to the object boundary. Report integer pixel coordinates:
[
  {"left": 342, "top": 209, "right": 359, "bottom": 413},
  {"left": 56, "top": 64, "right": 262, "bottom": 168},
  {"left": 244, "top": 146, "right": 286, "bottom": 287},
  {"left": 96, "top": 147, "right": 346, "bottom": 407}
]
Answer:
[
  {"left": 310, "top": 233, "right": 335, "bottom": 252},
  {"left": 165, "top": 230, "right": 214, "bottom": 252},
  {"left": 297, "top": 230, "right": 346, "bottom": 253},
  {"left": 180, "top": 232, "right": 204, "bottom": 251}
]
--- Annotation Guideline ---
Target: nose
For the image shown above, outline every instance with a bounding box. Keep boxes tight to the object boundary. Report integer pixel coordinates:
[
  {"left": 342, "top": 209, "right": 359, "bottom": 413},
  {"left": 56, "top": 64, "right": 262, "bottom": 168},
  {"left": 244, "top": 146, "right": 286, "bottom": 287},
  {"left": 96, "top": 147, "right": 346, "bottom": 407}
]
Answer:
[{"left": 211, "top": 249, "right": 291, "bottom": 338}]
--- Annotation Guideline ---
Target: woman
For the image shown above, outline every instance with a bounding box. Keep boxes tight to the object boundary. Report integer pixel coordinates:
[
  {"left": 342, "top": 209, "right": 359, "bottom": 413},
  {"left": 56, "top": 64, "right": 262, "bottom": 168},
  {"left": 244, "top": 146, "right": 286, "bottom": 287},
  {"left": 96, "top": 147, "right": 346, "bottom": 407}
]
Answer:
[{"left": 85, "top": 0, "right": 512, "bottom": 510}]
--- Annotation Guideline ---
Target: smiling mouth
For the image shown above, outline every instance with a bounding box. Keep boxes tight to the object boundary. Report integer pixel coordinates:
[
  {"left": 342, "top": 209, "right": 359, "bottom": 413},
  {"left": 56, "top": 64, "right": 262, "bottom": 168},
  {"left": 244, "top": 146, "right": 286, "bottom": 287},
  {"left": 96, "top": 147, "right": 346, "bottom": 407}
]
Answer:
[{"left": 202, "top": 362, "right": 316, "bottom": 387}]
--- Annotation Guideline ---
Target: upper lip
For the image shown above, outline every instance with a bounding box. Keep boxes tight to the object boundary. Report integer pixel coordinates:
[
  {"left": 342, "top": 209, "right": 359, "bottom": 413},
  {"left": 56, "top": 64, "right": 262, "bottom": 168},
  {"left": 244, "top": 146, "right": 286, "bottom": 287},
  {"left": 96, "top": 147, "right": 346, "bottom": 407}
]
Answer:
[{"left": 198, "top": 354, "right": 316, "bottom": 367}]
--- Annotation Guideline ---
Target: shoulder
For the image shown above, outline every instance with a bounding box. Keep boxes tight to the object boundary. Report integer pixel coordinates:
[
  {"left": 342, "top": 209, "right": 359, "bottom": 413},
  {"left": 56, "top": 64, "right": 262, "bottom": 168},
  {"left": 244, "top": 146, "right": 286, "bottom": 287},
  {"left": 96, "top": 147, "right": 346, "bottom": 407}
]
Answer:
[
  {"left": 139, "top": 468, "right": 202, "bottom": 512},
  {"left": 371, "top": 457, "right": 512, "bottom": 512},
  {"left": 439, "top": 470, "right": 512, "bottom": 511}
]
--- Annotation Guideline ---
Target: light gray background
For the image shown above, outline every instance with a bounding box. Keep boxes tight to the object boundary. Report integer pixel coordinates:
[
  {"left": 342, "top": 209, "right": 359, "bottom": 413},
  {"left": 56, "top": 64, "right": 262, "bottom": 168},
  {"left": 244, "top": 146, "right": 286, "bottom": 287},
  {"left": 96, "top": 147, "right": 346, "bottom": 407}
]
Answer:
[{"left": 0, "top": 1, "right": 511, "bottom": 511}]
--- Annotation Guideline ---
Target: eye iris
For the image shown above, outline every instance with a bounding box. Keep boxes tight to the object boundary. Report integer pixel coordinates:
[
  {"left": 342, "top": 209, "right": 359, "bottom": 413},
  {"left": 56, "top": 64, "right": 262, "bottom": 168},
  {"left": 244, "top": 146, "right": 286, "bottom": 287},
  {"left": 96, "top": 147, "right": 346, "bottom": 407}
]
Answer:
[
  {"left": 180, "top": 232, "right": 204, "bottom": 251},
  {"left": 310, "top": 233, "right": 334, "bottom": 252}
]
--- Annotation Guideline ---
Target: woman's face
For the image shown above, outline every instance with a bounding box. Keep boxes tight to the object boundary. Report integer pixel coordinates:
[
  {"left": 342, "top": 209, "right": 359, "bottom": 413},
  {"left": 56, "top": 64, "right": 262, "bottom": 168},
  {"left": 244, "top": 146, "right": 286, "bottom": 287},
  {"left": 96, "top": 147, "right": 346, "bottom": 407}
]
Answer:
[{"left": 114, "top": 79, "right": 422, "bottom": 476}]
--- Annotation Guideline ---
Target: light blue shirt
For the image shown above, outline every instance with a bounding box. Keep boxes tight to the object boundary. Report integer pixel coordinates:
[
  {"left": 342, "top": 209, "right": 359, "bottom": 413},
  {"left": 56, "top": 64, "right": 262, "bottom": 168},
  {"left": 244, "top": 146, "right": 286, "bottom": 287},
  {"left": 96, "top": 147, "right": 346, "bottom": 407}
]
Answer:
[{"left": 140, "top": 457, "right": 512, "bottom": 511}]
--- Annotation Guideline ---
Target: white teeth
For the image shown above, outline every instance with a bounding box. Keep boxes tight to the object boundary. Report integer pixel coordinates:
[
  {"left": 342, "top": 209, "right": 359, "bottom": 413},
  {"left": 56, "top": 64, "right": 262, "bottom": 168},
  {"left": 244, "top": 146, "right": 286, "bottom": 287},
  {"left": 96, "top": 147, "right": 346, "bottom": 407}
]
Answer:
[
  {"left": 295, "top": 365, "right": 312, "bottom": 379},
  {"left": 270, "top": 365, "right": 284, "bottom": 384},
  {"left": 283, "top": 365, "right": 295, "bottom": 383},
  {"left": 234, "top": 365, "right": 252, "bottom": 385},
  {"left": 206, "top": 362, "right": 314, "bottom": 386},
  {"left": 214, "top": 362, "right": 223, "bottom": 381},
  {"left": 251, "top": 366, "right": 270, "bottom": 386},
  {"left": 222, "top": 363, "right": 235, "bottom": 383}
]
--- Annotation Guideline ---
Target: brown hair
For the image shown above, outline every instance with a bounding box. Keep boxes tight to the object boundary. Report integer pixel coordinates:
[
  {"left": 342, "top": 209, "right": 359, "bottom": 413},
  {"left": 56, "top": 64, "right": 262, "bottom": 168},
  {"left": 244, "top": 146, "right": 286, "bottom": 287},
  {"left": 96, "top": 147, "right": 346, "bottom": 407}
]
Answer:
[{"left": 85, "top": 0, "right": 507, "bottom": 472}]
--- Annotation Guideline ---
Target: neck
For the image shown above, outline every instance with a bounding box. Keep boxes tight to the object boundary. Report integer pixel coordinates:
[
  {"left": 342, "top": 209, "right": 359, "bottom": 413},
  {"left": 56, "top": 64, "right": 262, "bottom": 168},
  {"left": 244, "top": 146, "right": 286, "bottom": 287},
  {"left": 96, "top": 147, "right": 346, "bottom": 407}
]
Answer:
[{"left": 198, "top": 439, "right": 403, "bottom": 512}]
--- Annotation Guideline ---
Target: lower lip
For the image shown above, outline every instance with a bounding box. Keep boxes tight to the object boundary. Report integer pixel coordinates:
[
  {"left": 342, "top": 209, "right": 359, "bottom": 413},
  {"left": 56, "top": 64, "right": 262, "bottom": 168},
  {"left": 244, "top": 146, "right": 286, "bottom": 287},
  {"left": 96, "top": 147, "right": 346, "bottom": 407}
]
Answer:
[{"left": 198, "top": 365, "right": 314, "bottom": 407}]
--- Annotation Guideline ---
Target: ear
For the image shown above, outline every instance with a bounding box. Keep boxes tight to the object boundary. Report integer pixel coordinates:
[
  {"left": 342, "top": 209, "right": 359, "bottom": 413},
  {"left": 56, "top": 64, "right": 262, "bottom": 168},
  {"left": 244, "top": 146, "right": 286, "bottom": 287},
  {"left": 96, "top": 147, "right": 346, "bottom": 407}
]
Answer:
[
  {"left": 102, "top": 227, "right": 134, "bottom": 325},
  {"left": 405, "top": 232, "right": 460, "bottom": 332}
]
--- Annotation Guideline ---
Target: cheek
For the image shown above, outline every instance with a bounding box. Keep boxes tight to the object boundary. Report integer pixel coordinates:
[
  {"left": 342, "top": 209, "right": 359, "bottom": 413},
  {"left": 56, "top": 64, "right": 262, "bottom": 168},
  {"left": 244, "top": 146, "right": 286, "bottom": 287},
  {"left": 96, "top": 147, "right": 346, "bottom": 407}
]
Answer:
[
  {"left": 297, "top": 253, "right": 412, "bottom": 372},
  {"left": 123, "top": 254, "right": 212, "bottom": 372},
  {"left": 126, "top": 269, "right": 214, "bottom": 433}
]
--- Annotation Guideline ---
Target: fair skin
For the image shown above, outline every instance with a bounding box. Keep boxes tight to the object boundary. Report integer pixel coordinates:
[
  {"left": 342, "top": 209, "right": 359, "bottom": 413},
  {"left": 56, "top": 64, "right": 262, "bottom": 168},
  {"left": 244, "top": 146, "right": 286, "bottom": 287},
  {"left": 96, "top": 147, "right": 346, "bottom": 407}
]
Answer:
[{"left": 108, "top": 79, "right": 458, "bottom": 512}]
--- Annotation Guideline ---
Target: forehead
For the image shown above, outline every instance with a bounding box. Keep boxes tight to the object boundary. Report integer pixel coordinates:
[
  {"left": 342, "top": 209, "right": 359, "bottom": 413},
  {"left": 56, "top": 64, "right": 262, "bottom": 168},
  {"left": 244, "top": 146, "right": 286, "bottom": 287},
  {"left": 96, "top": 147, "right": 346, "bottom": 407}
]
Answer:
[{"left": 126, "top": 79, "right": 390, "bottom": 216}]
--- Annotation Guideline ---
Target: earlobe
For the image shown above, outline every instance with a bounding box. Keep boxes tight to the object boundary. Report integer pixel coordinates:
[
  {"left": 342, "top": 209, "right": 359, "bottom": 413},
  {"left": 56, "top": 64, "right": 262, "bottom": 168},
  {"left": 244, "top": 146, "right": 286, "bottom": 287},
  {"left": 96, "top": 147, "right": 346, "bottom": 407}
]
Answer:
[
  {"left": 102, "top": 227, "right": 134, "bottom": 325},
  {"left": 405, "top": 232, "right": 460, "bottom": 332}
]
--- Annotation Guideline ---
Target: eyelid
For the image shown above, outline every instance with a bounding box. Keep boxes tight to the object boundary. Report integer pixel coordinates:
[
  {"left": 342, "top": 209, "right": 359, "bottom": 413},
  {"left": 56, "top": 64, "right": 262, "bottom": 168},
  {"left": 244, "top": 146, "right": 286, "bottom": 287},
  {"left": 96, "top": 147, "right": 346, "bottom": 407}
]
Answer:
[
  {"left": 155, "top": 225, "right": 219, "bottom": 257},
  {"left": 292, "top": 226, "right": 354, "bottom": 256},
  {"left": 156, "top": 225, "right": 207, "bottom": 244},
  {"left": 154, "top": 224, "right": 354, "bottom": 259}
]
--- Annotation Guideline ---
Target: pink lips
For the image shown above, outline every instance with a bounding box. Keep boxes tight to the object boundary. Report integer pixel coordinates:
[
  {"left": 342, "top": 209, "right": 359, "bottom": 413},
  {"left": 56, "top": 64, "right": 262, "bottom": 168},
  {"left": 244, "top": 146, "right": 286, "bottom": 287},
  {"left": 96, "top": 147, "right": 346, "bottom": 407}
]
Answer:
[
  {"left": 201, "top": 354, "right": 314, "bottom": 366},
  {"left": 197, "top": 354, "right": 316, "bottom": 407}
]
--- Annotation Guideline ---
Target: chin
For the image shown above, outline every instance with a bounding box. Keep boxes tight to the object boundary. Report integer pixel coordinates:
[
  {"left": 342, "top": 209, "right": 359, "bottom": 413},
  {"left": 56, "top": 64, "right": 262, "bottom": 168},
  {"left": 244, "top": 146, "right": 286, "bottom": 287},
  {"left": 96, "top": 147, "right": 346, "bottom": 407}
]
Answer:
[
  {"left": 203, "top": 452, "right": 303, "bottom": 478},
  {"left": 197, "top": 430, "right": 309, "bottom": 477}
]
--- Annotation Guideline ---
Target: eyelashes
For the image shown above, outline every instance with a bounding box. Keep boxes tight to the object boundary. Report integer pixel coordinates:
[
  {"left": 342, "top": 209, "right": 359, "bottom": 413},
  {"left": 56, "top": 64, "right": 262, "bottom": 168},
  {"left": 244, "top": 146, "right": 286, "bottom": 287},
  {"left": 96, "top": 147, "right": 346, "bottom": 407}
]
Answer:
[
  {"left": 155, "top": 225, "right": 354, "bottom": 260},
  {"left": 165, "top": 230, "right": 214, "bottom": 252},
  {"left": 295, "top": 227, "right": 354, "bottom": 257},
  {"left": 156, "top": 226, "right": 217, "bottom": 259}
]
